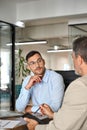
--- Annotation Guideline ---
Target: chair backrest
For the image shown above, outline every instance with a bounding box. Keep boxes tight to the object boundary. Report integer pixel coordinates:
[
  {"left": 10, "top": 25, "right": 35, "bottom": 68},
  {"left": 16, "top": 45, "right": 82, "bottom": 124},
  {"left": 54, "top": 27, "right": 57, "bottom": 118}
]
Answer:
[{"left": 55, "top": 70, "right": 80, "bottom": 91}]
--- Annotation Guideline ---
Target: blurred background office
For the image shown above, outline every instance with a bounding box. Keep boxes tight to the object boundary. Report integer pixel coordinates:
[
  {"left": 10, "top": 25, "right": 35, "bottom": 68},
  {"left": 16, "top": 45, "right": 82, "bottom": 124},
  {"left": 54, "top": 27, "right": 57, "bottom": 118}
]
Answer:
[{"left": 0, "top": 0, "right": 87, "bottom": 111}]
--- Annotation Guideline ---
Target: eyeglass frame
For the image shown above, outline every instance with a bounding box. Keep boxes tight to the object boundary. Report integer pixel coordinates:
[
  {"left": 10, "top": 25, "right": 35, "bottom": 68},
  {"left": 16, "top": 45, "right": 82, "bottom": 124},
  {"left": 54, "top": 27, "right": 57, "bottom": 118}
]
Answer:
[{"left": 27, "top": 57, "right": 44, "bottom": 67}]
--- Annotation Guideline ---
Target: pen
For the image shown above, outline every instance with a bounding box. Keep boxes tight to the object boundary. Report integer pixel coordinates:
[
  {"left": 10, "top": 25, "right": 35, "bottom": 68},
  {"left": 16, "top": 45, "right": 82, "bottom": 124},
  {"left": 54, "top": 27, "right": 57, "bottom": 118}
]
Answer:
[
  {"left": 34, "top": 104, "right": 44, "bottom": 114},
  {"left": 34, "top": 107, "right": 40, "bottom": 114}
]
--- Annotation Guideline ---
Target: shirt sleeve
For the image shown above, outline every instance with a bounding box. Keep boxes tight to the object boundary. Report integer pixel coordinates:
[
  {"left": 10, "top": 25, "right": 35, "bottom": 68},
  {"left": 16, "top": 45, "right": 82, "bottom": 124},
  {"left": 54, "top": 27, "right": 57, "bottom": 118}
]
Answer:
[
  {"left": 16, "top": 76, "right": 32, "bottom": 112},
  {"left": 50, "top": 73, "right": 65, "bottom": 112}
]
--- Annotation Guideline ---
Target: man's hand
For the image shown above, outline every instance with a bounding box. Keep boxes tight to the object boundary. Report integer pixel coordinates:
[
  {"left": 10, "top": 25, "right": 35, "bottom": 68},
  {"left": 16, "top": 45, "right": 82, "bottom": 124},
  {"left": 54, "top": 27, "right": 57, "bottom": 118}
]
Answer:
[
  {"left": 25, "top": 105, "right": 32, "bottom": 113},
  {"left": 25, "top": 75, "right": 42, "bottom": 90},
  {"left": 40, "top": 104, "right": 54, "bottom": 119},
  {"left": 24, "top": 118, "right": 38, "bottom": 130}
]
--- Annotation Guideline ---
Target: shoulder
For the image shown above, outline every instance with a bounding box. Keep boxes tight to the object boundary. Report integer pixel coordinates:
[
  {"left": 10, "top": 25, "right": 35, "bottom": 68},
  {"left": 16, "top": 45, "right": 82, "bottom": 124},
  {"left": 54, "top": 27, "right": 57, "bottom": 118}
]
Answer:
[
  {"left": 46, "top": 69, "right": 63, "bottom": 77},
  {"left": 22, "top": 75, "right": 31, "bottom": 85},
  {"left": 69, "top": 75, "right": 87, "bottom": 88},
  {"left": 23, "top": 75, "right": 31, "bottom": 81},
  {"left": 64, "top": 76, "right": 87, "bottom": 103}
]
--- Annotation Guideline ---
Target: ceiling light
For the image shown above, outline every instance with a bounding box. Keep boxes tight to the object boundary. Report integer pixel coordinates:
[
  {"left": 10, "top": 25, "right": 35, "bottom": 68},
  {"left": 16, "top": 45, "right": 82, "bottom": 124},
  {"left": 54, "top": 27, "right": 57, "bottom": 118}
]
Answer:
[
  {"left": 54, "top": 45, "right": 59, "bottom": 50},
  {"left": 15, "top": 21, "right": 25, "bottom": 28},
  {"left": 7, "top": 40, "right": 47, "bottom": 46},
  {"left": 47, "top": 49, "right": 72, "bottom": 53}
]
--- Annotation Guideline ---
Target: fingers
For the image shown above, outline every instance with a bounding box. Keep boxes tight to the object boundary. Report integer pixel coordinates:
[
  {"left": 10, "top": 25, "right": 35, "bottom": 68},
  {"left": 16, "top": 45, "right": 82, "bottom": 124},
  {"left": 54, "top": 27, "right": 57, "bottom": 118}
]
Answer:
[
  {"left": 24, "top": 118, "right": 38, "bottom": 130},
  {"left": 25, "top": 75, "right": 42, "bottom": 89},
  {"left": 25, "top": 106, "right": 32, "bottom": 113},
  {"left": 40, "top": 104, "right": 48, "bottom": 115},
  {"left": 24, "top": 117, "right": 30, "bottom": 122},
  {"left": 39, "top": 104, "right": 54, "bottom": 119},
  {"left": 30, "top": 75, "right": 42, "bottom": 84},
  {"left": 24, "top": 118, "right": 38, "bottom": 126},
  {"left": 40, "top": 104, "right": 49, "bottom": 110},
  {"left": 42, "top": 104, "right": 49, "bottom": 108}
]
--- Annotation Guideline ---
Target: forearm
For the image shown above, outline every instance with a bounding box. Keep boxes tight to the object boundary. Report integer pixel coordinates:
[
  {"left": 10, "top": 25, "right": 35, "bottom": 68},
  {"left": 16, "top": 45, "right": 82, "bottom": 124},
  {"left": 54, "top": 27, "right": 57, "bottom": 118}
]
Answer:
[{"left": 16, "top": 89, "right": 31, "bottom": 112}]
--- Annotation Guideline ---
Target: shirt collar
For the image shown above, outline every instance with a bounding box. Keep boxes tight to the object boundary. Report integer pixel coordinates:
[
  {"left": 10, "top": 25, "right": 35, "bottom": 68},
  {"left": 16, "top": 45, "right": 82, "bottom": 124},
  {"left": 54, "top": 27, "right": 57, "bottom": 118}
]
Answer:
[{"left": 42, "top": 69, "right": 49, "bottom": 83}]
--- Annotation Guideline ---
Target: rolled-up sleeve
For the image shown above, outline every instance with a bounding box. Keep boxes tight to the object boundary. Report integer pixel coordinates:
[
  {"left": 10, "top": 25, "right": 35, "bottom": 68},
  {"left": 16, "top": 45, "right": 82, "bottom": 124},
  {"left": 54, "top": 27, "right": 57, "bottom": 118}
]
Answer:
[{"left": 16, "top": 76, "right": 32, "bottom": 112}]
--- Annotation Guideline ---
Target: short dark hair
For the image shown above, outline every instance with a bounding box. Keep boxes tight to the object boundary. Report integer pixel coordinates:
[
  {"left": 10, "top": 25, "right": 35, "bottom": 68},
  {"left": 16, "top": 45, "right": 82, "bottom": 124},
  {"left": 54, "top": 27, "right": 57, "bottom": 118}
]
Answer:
[
  {"left": 73, "top": 36, "right": 87, "bottom": 63},
  {"left": 26, "top": 50, "right": 42, "bottom": 61}
]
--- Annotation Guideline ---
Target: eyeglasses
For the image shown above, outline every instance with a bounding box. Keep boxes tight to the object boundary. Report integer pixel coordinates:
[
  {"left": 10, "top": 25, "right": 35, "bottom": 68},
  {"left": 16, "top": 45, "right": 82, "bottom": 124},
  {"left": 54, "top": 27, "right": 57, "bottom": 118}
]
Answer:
[{"left": 28, "top": 58, "right": 43, "bottom": 67}]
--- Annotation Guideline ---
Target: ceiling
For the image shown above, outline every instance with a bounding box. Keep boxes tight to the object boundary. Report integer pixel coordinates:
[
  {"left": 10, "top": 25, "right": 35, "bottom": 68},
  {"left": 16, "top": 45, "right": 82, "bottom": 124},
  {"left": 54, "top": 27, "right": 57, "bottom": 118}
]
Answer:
[
  {"left": 22, "top": 14, "right": 87, "bottom": 27},
  {"left": 11, "top": 0, "right": 39, "bottom": 3},
  {"left": 2, "top": 0, "right": 87, "bottom": 50},
  {"left": 12, "top": 0, "right": 87, "bottom": 50},
  {"left": 1, "top": 18, "right": 87, "bottom": 50},
  {"left": 15, "top": 14, "right": 87, "bottom": 50}
]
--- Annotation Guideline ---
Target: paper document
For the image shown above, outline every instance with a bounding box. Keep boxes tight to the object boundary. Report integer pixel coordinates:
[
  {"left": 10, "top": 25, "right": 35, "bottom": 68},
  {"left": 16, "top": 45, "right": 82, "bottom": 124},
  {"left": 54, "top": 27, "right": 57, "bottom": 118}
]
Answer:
[{"left": 0, "top": 119, "right": 21, "bottom": 128}]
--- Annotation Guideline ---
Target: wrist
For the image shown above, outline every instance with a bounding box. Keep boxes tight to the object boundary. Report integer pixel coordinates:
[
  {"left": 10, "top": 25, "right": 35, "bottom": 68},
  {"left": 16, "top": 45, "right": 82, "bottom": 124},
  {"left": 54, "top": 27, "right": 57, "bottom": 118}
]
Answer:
[
  {"left": 25, "top": 84, "right": 31, "bottom": 90},
  {"left": 49, "top": 112, "right": 54, "bottom": 119}
]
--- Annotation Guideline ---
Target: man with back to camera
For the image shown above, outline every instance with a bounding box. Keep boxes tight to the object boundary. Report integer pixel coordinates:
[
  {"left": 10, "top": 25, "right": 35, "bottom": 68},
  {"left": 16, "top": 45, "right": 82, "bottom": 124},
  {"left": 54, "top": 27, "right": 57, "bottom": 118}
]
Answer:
[
  {"left": 24, "top": 36, "right": 87, "bottom": 130},
  {"left": 16, "top": 50, "right": 65, "bottom": 113}
]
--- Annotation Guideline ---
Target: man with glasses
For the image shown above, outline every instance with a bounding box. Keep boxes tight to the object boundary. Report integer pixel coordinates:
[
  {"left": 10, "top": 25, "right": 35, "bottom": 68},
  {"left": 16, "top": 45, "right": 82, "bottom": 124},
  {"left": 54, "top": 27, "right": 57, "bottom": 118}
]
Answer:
[{"left": 16, "top": 50, "right": 65, "bottom": 114}]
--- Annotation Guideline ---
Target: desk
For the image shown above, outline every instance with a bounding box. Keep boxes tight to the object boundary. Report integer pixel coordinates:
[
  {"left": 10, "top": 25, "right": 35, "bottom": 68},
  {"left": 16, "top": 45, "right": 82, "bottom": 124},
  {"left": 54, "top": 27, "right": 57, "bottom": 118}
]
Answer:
[
  {"left": 0, "top": 111, "right": 28, "bottom": 130},
  {"left": 0, "top": 122, "right": 27, "bottom": 130}
]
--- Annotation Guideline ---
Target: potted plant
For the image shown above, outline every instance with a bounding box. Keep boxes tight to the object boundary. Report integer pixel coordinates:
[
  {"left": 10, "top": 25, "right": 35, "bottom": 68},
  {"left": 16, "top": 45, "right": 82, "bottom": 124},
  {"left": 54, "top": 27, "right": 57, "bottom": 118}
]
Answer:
[
  {"left": 18, "top": 49, "right": 30, "bottom": 81},
  {"left": 15, "top": 49, "right": 30, "bottom": 98}
]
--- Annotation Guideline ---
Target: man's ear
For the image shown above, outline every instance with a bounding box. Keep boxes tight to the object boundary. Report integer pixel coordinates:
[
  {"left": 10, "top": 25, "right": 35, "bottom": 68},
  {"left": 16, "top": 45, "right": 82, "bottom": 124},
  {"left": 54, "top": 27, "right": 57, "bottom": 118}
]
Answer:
[{"left": 78, "top": 55, "right": 83, "bottom": 65}]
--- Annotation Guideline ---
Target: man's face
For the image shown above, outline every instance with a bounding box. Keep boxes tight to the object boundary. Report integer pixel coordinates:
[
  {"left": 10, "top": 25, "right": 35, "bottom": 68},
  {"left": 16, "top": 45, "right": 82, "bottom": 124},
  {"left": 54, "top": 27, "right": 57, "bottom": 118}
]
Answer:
[{"left": 27, "top": 53, "right": 45, "bottom": 75}]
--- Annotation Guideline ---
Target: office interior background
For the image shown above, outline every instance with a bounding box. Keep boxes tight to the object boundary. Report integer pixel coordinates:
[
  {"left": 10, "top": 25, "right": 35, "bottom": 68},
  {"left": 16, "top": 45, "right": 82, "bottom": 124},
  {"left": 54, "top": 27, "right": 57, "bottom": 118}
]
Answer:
[{"left": 0, "top": 0, "right": 87, "bottom": 111}]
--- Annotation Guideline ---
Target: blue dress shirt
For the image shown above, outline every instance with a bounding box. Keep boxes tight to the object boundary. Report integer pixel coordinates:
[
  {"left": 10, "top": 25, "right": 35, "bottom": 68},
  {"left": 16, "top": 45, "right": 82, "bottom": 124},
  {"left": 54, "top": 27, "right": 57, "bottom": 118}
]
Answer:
[{"left": 16, "top": 69, "right": 65, "bottom": 112}]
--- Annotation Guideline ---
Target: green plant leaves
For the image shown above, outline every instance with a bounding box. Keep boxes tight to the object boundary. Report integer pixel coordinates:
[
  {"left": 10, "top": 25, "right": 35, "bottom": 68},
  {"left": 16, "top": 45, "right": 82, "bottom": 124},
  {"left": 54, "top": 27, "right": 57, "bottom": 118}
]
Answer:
[{"left": 18, "top": 49, "right": 30, "bottom": 79}]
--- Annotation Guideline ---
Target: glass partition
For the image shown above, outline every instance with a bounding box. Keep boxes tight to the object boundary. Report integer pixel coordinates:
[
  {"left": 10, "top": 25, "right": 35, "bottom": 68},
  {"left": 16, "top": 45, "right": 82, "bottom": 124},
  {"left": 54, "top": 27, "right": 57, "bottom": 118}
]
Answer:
[
  {"left": 0, "top": 21, "right": 15, "bottom": 110},
  {"left": 68, "top": 23, "right": 87, "bottom": 69},
  {"left": 68, "top": 24, "right": 87, "bottom": 46}
]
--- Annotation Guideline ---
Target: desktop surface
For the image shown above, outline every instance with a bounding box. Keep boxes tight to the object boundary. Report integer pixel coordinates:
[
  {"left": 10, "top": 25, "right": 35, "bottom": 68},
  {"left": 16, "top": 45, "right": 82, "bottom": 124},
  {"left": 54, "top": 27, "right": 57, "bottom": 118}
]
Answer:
[
  {"left": 0, "top": 110, "right": 23, "bottom": 119},
  {"left": 0, "top": 111, "right": 27, "bottom": 130}
]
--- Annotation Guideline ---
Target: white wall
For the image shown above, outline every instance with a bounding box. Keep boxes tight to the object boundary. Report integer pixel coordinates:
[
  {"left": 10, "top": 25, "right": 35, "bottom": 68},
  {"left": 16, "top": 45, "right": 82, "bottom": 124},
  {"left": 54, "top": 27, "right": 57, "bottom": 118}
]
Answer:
[
  {"left": 17, "top": 0, "right": 87, "bottom": 21},
  {"left": 17, "top": 44, "right": 73, "bottom": 71},
  {"left": 0, "top": 0, "right": 16, "bottom": 24},
  {"left": 27, "top": 23, "right": 68, "bottom": 39},
  {"left": 16, "top": 22, "right": 68, "bottom": 43},
  {"left": 0, "top": 0, "right": 78, "bottom": 72}
]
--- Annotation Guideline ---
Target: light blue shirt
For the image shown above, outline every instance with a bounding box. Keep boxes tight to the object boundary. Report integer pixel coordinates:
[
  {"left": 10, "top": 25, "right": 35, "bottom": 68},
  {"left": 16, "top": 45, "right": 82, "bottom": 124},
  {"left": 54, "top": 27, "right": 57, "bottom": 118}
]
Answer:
[{"left": 16, "top": 69, "right": 65, "bottom": 112}]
